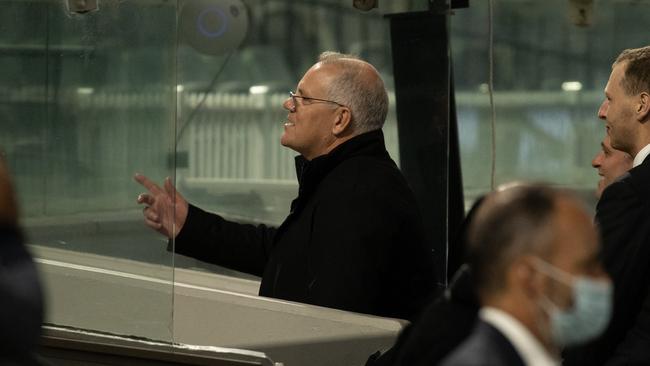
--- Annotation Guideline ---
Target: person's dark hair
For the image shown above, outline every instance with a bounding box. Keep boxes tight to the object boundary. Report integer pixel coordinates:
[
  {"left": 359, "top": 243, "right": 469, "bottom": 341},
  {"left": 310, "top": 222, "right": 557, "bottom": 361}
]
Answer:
[
  {"left": 466, "top": 184, "right": 557, "bottom": 296},
  {"left": 614, "top": 46, "right": 650, "bottom": 96},
  {"left": 318, "top": 51, "right": 388, "bottom": 133}
]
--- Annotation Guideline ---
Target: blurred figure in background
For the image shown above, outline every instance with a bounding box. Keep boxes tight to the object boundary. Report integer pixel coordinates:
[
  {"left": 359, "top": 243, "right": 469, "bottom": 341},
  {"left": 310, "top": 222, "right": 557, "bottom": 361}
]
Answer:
[
  {"left": 0, "top": 155, "right": 44, "bottom": 365},
  {"left": 591, "top": 135, "right": 632, "bottom": 198},
  {"left": 442, "top": 184, "right": 612, "bottom": 366}
]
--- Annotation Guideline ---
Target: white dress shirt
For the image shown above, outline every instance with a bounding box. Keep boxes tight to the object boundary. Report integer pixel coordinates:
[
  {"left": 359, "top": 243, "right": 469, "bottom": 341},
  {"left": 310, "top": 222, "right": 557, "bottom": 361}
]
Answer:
[
  {"left": 633, "top": 143, "right": 650, "bottom": 168},
  {"left": 480, "top": 307, "right": 559, "bottom": 366}
]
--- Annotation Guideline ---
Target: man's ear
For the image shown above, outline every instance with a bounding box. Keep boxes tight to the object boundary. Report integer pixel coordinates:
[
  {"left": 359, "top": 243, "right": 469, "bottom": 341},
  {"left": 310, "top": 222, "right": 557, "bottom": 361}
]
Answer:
[
  {"left": 637, "top": 92, "right": 650, "bottom": 122},
  {"left": 332, "top": 107, "right": 352, "bottom": 136},
  {"left": 511, "top": 256, "right": 544, "bottom": 297}
]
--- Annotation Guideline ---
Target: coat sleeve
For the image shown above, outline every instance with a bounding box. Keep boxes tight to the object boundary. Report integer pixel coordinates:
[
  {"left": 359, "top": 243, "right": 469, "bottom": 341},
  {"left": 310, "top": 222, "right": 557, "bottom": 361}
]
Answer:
[
  {"left": 305, "top": 190, "right": 435, "bottom": 320},
  {"left": 172, "top": 204, "right": 277, "bottom": 277}
]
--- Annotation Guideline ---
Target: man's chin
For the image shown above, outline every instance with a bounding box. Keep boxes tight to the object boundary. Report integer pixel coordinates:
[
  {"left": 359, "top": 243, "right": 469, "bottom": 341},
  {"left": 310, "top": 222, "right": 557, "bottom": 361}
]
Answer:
[{"left": 280, "top": 135, "right": 292, "bottom": 149}]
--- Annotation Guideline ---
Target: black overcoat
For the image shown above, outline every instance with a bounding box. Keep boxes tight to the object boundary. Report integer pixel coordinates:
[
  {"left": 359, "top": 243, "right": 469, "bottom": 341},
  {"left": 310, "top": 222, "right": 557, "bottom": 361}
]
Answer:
[
  {"left": 174, "top": 130, "right": 436, "bottom": 320},
  {"left": 440, "top": 320, "right": 525, "bottom": 366}
]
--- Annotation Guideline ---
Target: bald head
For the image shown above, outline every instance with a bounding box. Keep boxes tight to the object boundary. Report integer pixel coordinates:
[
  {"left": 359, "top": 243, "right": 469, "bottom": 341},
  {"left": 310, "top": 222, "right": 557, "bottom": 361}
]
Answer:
[
  {"left": 317, "top": 52, "right": 388, "bottom": 134},
  {"left": 467, "top": 184, "right": 596, "bottom": 298},
  {"left": 0, "top": 157, "right": 18, "bottom": 227}
]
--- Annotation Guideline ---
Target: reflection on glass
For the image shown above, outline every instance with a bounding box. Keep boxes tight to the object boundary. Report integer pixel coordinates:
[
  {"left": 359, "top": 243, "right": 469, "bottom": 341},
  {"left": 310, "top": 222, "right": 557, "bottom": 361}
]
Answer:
[
  {"left": 173, "top": 1, "right": 400, "bottom": 277},
  {"left": 0, "top": 1, "right": 177, "bottom": 341},
  {"left": 9, "top": 0, "right": 649, "bottom": 348},
  {"left": 0, "top": 0, "right": 404, "bottom": 342}
]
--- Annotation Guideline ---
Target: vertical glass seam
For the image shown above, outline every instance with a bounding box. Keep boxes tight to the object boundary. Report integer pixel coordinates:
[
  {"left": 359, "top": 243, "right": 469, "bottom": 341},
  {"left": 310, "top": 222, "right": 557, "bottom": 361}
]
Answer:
[{"left": 488, "top": 0, "right": 497, "bottom": 191}]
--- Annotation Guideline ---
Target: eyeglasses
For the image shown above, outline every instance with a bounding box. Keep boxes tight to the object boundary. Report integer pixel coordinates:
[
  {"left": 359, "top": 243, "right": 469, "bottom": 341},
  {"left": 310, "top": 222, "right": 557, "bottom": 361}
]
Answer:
[{"left": 288, "top": 91, "right": 346, "bottom": 110}]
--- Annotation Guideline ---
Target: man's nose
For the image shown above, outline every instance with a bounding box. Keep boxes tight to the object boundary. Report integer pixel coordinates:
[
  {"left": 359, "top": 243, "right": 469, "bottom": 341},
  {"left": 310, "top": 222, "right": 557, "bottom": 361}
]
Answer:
[
  {"left": 598, "top": 100, "right": 608, "bottom": 120},
  {"left": 282, "top": 98, "right": 295, "bottom": 112},
  {"left": 592, "top": 153, "right": 603, "bottom": 168}
]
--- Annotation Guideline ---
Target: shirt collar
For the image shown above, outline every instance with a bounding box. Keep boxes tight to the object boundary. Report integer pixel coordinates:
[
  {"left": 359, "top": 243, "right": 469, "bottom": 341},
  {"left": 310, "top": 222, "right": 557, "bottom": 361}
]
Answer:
[
  {"left": 633, "top": 143, "right": 650, "bottom": 167},
  {"left": 480, "top": 307, "right": 559, "bottom": 366}
]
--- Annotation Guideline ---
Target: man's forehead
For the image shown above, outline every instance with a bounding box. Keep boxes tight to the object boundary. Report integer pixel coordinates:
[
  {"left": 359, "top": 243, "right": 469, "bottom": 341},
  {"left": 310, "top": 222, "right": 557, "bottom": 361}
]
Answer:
[
  {"left": 310, "top": 61, "right": 340, "bottom": 73},
  {"left": 299, "top": 64, "right": 338, "bottom": 87},
  {"left": 611, "top": 62, "right": 628, "bottom": 86}
]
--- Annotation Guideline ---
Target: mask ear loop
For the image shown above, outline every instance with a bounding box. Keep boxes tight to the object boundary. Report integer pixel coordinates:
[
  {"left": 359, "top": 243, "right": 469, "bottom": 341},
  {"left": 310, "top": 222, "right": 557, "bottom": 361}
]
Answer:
[
  {"left": 531, "top": 259, "right": 570, "bottom": 349},
  {"left": 531, "top": 257, "right": 577, "bottom": 325},
  {"left": 533, "top": 290, "right": 561, "bottom": 350},
  {"left": 532, "top": 257, "right": 576, "bottom": 287}
]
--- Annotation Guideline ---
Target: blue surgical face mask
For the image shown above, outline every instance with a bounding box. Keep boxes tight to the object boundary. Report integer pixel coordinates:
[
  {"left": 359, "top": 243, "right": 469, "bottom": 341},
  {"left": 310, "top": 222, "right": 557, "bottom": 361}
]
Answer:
[{"left": 534, "top": 258, "right": 613, "bottom": 347}]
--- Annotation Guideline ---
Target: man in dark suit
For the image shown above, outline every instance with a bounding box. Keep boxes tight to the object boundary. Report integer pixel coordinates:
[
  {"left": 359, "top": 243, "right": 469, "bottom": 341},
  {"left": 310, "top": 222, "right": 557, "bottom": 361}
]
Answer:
[
  {"left": 134, "top": 52, "right": 436, "bottom": 320},
  {"left": 442, "top": 184, "right": 612, "bottom": 366},
  {"left": 563, "top": 46, "right": 650, "bottom": 365}
]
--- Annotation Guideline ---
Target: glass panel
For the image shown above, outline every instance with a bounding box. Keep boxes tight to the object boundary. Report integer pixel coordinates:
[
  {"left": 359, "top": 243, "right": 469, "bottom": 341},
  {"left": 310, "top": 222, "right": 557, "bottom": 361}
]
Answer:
[
  {"left": 451, "top": 0, "right": 650, "bottom": 212},
  {"left": 0, "top": 0, "right": 177, "bottom": 341},
  {"left": 173, "top": 0, "right": 400, "bottom": 277},
  {"left": 169, "top": 3, "right": 446, "bottom": 364}
]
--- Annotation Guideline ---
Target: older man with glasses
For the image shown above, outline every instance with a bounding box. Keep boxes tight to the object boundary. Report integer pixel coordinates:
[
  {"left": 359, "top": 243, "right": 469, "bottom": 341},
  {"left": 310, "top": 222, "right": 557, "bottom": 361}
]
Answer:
[{"left": 135, "top": 52, "right": 436, "bottom": 320}]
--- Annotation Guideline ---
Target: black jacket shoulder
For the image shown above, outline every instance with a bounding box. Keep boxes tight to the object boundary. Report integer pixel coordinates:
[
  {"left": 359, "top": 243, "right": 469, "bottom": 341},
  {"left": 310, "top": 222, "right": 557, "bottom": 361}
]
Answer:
[{"left": 441, "top": 320, "right": 525, "bottom": 366}]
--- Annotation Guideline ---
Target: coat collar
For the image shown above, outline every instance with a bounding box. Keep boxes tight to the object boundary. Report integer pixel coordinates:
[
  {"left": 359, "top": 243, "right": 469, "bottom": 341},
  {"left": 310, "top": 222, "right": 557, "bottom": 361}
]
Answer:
[
  {"left": 286, "top": 129, "right": 391, "bottom": 215},
  {"left": 293, "top": 129, "right": 390, "bottom": 190}
]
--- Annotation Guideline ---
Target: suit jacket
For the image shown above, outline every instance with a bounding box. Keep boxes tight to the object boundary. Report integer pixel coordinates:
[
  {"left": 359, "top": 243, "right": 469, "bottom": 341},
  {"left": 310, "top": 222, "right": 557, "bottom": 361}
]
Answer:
[
  {"left": 563, "top": 156, "right": 650, "bottom": 365},
  {"left": 173, "top": 130, "right": 436, "bottom": 320},
  {"left": 440, "top": 320, "right": 525, "bottom": 366}
]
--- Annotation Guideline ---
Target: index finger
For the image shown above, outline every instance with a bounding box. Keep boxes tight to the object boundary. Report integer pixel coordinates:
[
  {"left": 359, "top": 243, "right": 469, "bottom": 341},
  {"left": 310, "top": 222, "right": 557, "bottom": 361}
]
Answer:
[{"left": 134, "top": 173, "right": 162, "bottom": 194}]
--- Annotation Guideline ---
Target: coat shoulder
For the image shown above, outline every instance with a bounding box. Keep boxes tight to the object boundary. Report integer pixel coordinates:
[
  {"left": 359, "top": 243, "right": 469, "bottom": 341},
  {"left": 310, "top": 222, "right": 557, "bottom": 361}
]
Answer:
[{"left": 441, "top": 321, "right": 525, "bottom": 366}]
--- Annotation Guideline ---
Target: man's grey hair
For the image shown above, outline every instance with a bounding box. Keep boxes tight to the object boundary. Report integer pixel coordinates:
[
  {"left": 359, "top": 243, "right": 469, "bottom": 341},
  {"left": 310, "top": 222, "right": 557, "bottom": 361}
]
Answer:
[{"left": 318, "top": 51, "right": 389, "bottom": 134}]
